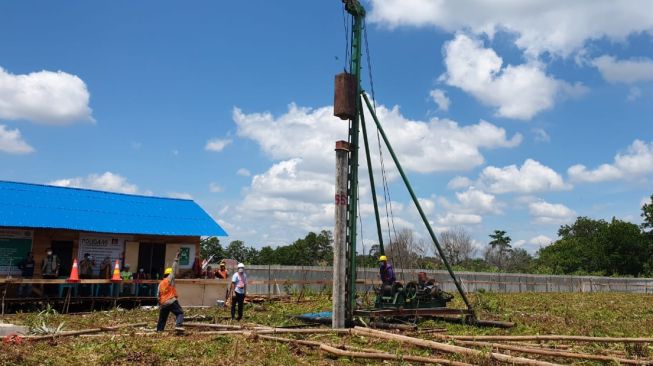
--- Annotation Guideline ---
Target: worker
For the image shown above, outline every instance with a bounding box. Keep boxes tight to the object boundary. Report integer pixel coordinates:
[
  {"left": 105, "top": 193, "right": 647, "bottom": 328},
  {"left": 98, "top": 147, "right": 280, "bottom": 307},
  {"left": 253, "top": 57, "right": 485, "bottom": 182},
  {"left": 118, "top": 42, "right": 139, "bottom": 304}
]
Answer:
[
  {"left": 99, "top": 256, "right": 112, "bottom": 278},
  {"left": 215, "top": 261, "right": 229, "bottom": 279},
  {"left": 41, "top": 248, "right": 60, "bottom": 296},
  {"left": 230, "top": 263, "right": 247, "bottom": 321},
  {"left": 379, "top": 255, "right": 396, "bottom": 285},
  {"left": 157, "top": 250, "right": 184, "bottom": 332},
  {"left": 121, "top": 264, "right": 133, "bottom": 295},
  {"left": 202, "top": 265, "right": 213, "bottom": 279},
  {"left": 79, "top": 253, "right": 95, "bottom": 296},
  {"left": 99, "top": 256, "right": 113, "bottom": 296},
  {"left": 79, "top": 253, "right": 95, "bottom": 279},
  {"left": 41, "top": 248, "right": 60, "bottom": 279},
  {"left": 17, "top": 251, "right": 35, "bottom": 297}
]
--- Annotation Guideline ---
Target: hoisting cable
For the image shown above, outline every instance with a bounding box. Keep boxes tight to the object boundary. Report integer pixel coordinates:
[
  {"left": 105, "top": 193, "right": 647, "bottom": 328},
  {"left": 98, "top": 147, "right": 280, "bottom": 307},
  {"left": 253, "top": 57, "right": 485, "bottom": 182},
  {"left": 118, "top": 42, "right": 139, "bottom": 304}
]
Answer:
[
  {"left": 342, "top": 4, "right": 350, "bottom": 70},
  {"left": 363, "top": 17, "right": 404, "bottom": 283}
]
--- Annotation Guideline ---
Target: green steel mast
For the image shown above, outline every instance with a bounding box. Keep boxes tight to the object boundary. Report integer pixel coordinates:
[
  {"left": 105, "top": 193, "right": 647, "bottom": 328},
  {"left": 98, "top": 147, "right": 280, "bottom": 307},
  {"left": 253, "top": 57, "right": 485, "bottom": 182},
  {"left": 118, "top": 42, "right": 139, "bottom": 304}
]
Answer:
[{"left": 343, "top": 0, "right": 365, "bottom": 322}]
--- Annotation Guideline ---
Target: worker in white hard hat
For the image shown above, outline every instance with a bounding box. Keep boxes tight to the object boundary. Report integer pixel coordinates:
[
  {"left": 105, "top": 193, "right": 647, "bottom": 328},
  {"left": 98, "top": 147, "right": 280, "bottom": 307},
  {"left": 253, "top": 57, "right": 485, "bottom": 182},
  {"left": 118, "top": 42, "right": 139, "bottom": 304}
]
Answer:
[
  {"left": 230, "top": 263, "right": 247, "bottom": 321},
  {"left": 379, "top": 255, "right": 396, "bottom": 285}
]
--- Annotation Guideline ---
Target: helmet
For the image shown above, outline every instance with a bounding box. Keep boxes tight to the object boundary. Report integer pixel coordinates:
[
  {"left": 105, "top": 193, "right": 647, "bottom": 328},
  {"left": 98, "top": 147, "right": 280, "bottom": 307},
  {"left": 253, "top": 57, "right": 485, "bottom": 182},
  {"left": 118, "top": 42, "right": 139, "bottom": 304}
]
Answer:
[
  {"left": 379, "top": 255, "right": 387, "bottom": 262},
  {"left": 164, "top": 267, "right": 173, "bottom": 275},
  {"left": 237, "top": 263, "right": 245, "bottom": 269}
]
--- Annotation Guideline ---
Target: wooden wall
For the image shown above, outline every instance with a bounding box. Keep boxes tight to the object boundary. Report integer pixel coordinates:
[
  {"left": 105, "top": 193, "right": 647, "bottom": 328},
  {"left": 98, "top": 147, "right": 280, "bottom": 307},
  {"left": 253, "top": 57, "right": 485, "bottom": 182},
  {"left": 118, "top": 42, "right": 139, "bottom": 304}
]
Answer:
[{"left": 5, "top": 227, "right": 201, "bottom": 278}]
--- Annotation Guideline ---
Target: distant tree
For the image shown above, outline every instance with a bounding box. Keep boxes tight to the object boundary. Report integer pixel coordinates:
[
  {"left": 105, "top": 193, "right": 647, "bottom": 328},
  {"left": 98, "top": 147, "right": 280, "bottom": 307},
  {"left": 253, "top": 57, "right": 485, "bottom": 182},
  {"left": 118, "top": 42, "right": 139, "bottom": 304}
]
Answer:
[
  {"left": 489, "top": 230, "right": 512, "bottom": 252},
  {"left": 225, "top": 240, "right": 248, "bottom": 263},
  {"left": 642, "top": 195, "right": 653, "bottom": 232},
  {"left": 486, "top": 230, "right": 513, "bottom": 270},
  {"left": 537, "top": 216, "right": 648, "bottom": 276},
  {"left": 200, "top": 237, "right": 224, "bottom": 261},
  {"left": 505, "top": 248, "right": 534, "bottom": 273},
  {"left": 387, "top": 228, "right": 425, "bottom": 269},
  {"left": 439, "top": 227, "right": 475, "bottom": 265},
  {"left": 257, "top": 246, "right": 276, "bottom": 265}
]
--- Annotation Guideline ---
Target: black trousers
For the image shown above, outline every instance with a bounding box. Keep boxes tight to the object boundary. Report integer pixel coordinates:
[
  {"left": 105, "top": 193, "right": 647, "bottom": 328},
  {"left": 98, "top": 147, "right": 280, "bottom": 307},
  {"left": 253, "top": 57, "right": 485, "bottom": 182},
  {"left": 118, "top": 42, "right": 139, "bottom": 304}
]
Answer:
[
  {"left": 231, "top": 292, "right": 245, "bottom": 320},
  {"left": 157, "top": 300, "right": 184, "bottom": 331}
]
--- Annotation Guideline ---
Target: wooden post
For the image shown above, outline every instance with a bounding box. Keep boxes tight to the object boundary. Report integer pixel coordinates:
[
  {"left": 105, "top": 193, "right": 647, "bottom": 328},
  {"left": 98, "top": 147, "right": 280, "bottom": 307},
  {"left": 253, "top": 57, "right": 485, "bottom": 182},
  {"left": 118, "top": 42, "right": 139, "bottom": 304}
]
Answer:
[
  {"left": 333, "top": 141, "right": 350, "bottom": 328},
  {"left": 267, "top": 264, "right": 271, "bottom": 299}
]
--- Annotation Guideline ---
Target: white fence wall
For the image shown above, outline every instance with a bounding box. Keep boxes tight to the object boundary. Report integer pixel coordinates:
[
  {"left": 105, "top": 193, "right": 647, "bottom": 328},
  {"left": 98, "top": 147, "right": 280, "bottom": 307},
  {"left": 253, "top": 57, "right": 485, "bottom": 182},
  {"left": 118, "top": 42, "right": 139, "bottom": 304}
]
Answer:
[{"left": 243, "top": 265, "right": 653, "bottom": 296}]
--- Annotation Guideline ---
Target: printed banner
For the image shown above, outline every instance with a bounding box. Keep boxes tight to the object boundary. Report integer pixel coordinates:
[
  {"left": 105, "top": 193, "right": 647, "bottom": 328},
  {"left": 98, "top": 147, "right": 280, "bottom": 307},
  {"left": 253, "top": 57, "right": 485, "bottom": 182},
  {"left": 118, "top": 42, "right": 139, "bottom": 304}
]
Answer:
[
  {"left": 78, "top": 235, "right": 125, "bottom": 276},
  {"left": 0, "top": 229, "right": 33, "bottom": 276}
]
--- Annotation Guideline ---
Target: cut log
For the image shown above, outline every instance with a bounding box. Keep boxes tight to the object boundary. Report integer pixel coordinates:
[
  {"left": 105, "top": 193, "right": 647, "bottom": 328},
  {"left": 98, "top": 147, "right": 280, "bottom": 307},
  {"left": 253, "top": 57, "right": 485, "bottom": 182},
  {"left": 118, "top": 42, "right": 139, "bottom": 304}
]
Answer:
[
  {"left": 441, "top": 336, "right": 652, "bottom": 365},
  {"left": 320, "top": 343, "right": 475, "bottom": 366},
  {"left": 451, "top": 335, "right": 653, "bottom": 343},
  {"left": 353, "top": 327, "right": 562, "bottom": 366},
  {"left": 184, "top": 322, "right": 243, "bottom": 330}
]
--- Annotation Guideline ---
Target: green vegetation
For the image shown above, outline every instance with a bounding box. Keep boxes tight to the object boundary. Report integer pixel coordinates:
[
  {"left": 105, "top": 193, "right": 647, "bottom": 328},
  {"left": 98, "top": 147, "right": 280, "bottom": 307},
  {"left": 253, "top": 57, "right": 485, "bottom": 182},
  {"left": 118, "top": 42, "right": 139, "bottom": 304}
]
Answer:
[
  {"left": 203, "top": 195, "right": 653, "bottom": 277},
  {"left": 2, "top": 292, "right": 653, "bottom": 365}
]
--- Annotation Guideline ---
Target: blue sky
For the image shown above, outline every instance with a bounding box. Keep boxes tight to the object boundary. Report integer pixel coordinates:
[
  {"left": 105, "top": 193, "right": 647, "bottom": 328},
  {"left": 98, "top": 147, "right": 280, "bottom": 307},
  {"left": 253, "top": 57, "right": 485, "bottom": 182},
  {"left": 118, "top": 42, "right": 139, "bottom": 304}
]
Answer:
[{"left": 1, "top": 0, "right": 652, "bottom": 255}]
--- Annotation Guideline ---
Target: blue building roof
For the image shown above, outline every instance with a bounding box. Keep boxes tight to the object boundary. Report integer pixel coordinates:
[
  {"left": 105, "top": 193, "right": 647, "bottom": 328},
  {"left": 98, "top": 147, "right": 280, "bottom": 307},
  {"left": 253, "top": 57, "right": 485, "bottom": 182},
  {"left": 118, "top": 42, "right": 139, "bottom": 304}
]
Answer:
[{"left": 0, "top": 181, "right": 227, "bottom": 237}]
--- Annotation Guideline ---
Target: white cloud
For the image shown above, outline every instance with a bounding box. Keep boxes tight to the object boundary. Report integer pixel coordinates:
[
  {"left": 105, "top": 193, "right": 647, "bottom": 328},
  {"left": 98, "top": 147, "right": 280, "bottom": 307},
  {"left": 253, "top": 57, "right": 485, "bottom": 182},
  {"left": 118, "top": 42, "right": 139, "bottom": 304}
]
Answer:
[
  {"left": 532, "top": 128, "right": 550, "bottom": 143},
  {"left": 246, "top": 159, "right": 333, "bottom": 203},
  {"left": 0, "top": 125, "right": 34, "bottom": 154},
  {"left": 232, "top": 102, "right": 521, "bottom": 244},
  {"left": 436, "top": 212, "right": 482, "bottom": 226},
  {"left": 369, "top": 0, "right": 653, "bottom": 58},
  {"left": 479, "top": 159, "right": 570, "bottom": 194},
  {"left": 429, "top": 89, "right": 450, "bottom": 111},
  {"left": 441, "top": 34, "right": 585, "bottom": 120},
  {"left": 168, "top": 192, "right": 193, "bottom": 200},
  {"left": 235, "top": 103, "right": 521, "bottom": 174},
  {"left": 455, "top": 187, "right": 501, "bottom": 214},
  {"left": 529, "top": 200, "right": 576, "bottom": 224},
  {"left": 236, "top": 168, "right": 251, "bottom": 177},
  {"left": 447, "top": 176, "right": 472, "bottom": 190},
  {"left": 642, "top": 196, "right": 652, "bottom": 208},
  {"left": 568, "top": 140, "right": 653, "bottom": 183},
  {"left": 209, "top": 182, "right": 223, "bottom": 193},
  {"left": 592, "top": 56, "right": 653, "bottom": 84},
  {"left": 0, "top": 66, "right": 93, "bottom": 124},
  {"left": 205, "top": 138, "right": 232, "bottom": 152},
  {"left": 49, "top": 172, "right": 143, "bottom": 195},
  {"left": 529, "top": 234, "right": 553, "bottom": 247}
]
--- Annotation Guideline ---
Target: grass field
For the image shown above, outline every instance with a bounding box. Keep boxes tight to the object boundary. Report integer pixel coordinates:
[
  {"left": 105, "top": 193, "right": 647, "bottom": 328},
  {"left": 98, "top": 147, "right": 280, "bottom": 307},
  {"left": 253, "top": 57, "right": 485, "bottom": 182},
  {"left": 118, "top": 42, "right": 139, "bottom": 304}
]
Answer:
[{"left": 2, "top": 292, "right": 653, "bottom": 365}]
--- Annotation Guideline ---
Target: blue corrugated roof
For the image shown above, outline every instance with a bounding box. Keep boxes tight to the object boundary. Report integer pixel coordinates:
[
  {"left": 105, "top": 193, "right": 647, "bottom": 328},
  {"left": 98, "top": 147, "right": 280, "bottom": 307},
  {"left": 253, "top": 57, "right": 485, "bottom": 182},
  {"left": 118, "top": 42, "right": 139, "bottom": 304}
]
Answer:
[{"left": 0, "top": 181, "right": 227, "bottom": 237}]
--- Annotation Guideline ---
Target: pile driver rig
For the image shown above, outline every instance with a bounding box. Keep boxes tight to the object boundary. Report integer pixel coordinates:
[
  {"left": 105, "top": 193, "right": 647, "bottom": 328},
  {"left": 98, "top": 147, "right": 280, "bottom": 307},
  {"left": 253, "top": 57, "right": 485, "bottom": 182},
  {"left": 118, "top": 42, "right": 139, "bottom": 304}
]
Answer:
[{"left": 331, "top": 0, "right": 477, "bottom": 327}]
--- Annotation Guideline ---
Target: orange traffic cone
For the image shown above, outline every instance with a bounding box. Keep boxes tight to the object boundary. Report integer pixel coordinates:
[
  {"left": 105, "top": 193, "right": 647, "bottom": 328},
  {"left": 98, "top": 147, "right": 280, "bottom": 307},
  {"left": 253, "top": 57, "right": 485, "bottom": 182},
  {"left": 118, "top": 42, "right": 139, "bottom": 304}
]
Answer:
[
  {"left": 67, "top": 258, "right": 80, "bottom": 282},
  {"left": 111, "top": 260, "right": 122, "bottom": 281}
]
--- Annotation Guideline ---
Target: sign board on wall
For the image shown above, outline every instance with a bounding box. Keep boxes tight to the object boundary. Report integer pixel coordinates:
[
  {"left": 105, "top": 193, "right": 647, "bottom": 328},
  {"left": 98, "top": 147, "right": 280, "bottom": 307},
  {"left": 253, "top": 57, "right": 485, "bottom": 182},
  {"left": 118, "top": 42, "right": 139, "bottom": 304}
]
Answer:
[
  {"left": 0, "top": 229, "right": 33, "bottom": 276},
  {"left": 78, "top": 235, "right": 125, "bottom": 276},
  {"left": 166, "top": 244, "right": 196, "bottom": 269}
]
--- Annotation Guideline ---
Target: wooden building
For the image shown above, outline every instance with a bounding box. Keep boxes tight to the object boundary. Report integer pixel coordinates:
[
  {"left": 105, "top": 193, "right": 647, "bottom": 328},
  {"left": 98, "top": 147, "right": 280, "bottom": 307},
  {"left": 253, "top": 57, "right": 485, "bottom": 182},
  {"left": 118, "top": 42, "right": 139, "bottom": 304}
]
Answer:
[{"left": 0, "top": 181, "right": 227, "bottom": 279}]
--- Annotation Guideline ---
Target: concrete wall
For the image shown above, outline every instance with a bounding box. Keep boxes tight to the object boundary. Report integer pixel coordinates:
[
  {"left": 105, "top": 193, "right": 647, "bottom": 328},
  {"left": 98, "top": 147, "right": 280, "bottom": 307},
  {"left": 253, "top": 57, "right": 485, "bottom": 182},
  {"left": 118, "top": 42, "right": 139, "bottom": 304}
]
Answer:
[{"left": 242, "top": 265, "right": 653, "bottom": 295}]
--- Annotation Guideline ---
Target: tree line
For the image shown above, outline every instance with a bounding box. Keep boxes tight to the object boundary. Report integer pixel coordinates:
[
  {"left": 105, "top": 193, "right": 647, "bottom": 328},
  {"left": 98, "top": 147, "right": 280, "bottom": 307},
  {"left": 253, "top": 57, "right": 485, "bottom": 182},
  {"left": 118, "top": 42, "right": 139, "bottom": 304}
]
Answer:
[{"left": 202, "top": 195, "right": 653, "bottom": 277}]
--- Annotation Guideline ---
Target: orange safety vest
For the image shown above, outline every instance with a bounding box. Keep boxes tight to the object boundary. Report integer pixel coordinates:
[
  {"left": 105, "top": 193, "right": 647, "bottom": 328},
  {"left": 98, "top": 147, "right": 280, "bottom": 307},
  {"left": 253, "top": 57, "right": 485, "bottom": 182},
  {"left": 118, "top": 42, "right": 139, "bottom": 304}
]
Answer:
[{"left": 158, "top": 278, "right": 177, "bottom": 305}]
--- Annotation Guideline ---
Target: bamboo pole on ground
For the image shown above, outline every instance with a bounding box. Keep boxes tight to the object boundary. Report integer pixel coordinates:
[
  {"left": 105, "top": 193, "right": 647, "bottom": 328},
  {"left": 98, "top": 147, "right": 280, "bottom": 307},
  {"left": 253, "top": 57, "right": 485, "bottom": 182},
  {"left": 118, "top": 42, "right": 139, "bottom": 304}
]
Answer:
[
  {"left": 184, "top": 322, "right": 243, "bottom": 330},
  {"left": 353, "top": 327, "right": 562, "bottom": 366},
  {"left": 24, "top": 322, "right": 147, "bottom": 341},
  {"left": 441, "top": 336, "right": 652, "bottom": 365},
  {"left": 257, "top": 334, "right": 472, "bottom": 366},
  {"left": 451, "top": 335, "right": 653, "bottom": 343},
  {"left": 320, "top": 343, "right": 475, "bottom": 366},
  {"left": 194, "top": 328, "right": 352, "bottom": 336}
]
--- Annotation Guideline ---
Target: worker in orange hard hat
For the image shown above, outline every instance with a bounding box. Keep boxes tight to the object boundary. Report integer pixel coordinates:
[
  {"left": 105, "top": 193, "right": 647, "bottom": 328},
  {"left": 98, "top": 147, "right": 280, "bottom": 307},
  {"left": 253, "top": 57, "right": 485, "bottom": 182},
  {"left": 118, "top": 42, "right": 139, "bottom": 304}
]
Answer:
[
  {"left": 379, "top": 255, "right": 396, "bottom": 285},
  {"left": 157, "top": 250, "right": 184, "bottom": 332}
]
